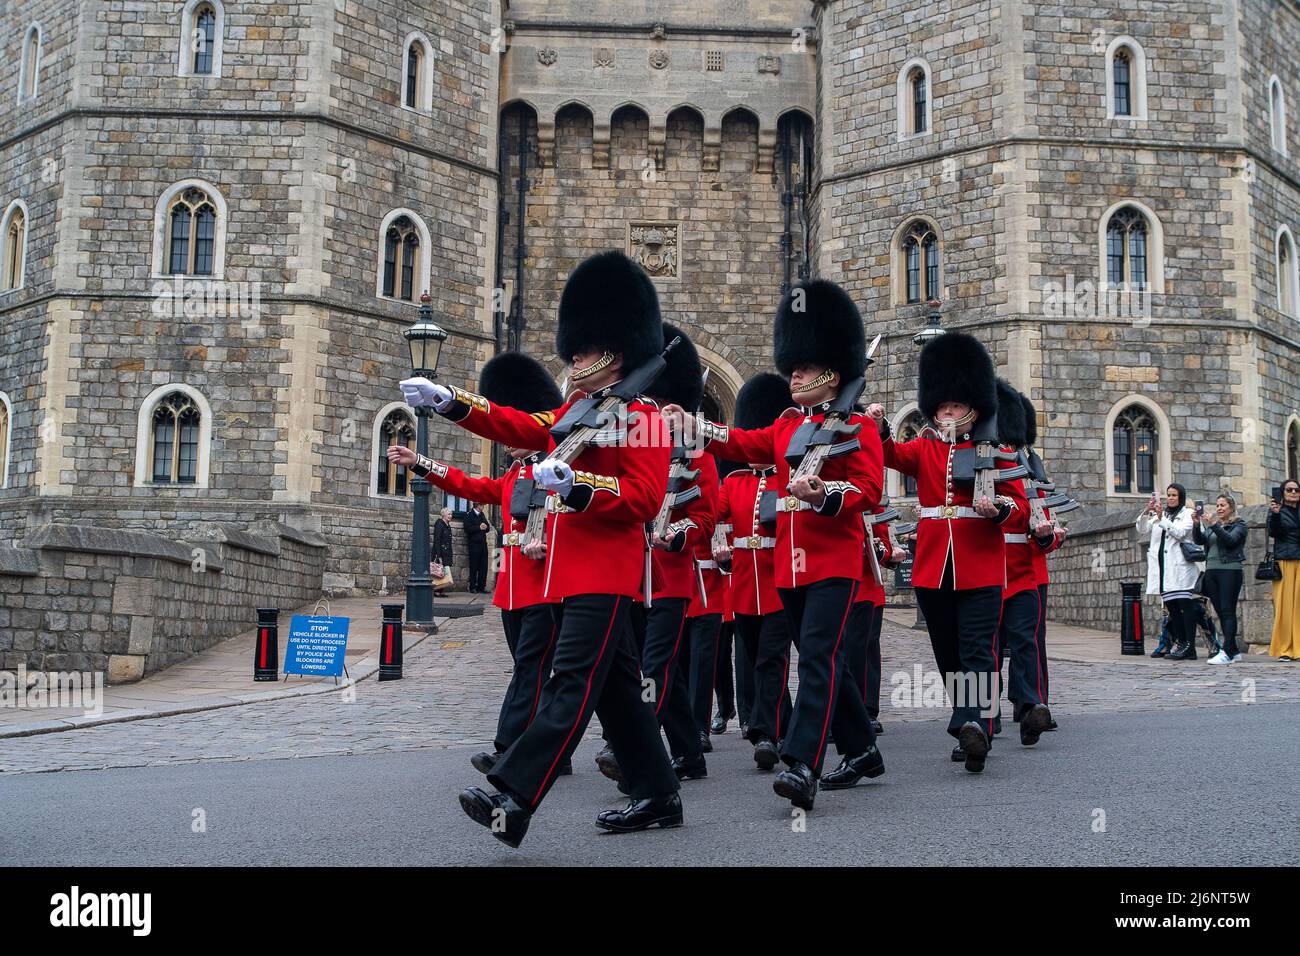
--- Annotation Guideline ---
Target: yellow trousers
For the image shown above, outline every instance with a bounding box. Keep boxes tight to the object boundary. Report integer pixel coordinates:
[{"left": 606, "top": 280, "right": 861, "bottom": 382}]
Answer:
[{"left": 1269, "top": 559, "right": 1300, "bottom": 658}]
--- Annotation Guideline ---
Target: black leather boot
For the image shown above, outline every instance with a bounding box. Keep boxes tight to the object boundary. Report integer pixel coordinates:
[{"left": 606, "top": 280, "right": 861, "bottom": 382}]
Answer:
[
  {"left": 671, "top": 754, "right": 707, "bottom": 780},
  {"left": 1168, "top": 642, "right": 1197, "bottom": 661},
  {"left": 699, "top": 732, "right": 713, "bottom": 754},
  {"left": 1019, "top": 703, "right": 1051, "bottom": 746},
  {"left": 470, "top": 751, "right": 499, "bottom": 775},
  {"left": 753, "top": 736, "right": 780, "bottom": 771},
  {"left": 772, "top": 760, "right": 817, "bottom": 811},
  {"left": 870, "top": 719, "right": 884, "bottom": 735},
  {"left": 458, "top": 787, "right": 531, "bottom": 848},
  {"left": 595, "top": 746, "right": 623, "bottom": 782},
  {"left": 595, "top": 793, "right": 684, "bottom": 833},
  {"left": 951, "top": 744, "right": 966, "bottom": 762},
  {"left": 820, "top": 746, "right": 885, "bottom": 790},
  {"left": 957, "top": 722, "right": 990, "bottom": 774}
]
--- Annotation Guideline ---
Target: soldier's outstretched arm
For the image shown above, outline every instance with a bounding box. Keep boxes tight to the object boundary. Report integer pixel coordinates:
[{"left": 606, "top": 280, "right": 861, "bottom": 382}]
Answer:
[{"left": 400, "top": 376, "right": 557, "bottom": 450}]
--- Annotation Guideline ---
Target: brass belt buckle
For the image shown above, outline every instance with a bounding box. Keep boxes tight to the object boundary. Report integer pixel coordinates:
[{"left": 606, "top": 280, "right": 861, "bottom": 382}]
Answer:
[
  {"left": 943, "top": 505, "right": 955, "bottom": 518},
  {"left": 784, "top": 495, "right": 798, "bottom": 512},
  {"left": 748, "top": 535, "right": 760, "bottom": 549}
]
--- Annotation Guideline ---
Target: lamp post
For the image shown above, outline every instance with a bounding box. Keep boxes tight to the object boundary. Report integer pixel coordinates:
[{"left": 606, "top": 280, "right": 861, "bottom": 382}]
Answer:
[
  {"left": 403, "top": 291, "right": 450, "bottom": 626},
  {"left": 910, "top": 299, "right": 943, "bottom": 630}
]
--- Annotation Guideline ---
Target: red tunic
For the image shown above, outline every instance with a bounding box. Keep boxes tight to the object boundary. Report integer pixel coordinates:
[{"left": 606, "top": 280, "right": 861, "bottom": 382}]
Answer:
[
  {"left": 443, "top": 390, "right": 670, "bottom": 602},
  {"left": 1026, "top": 483, "right": 1062, "bottom": 587},
  {"left": 716, "top": 467, "right": 783, "bottom": 617},
  {"left": 702, "top": 408, "right": 884, "bottom": 590},
  {"left": 416, "top": 458, "right": 557, "bottom": 611},
  {"left": 653, "top": 451, "right": 718, "bottom": 602},
  {"left": 856, "top": 511, "right": 890, "bottom": 607},
  {"left": 1000, "top": 475, "right": 1052, "bottom": 599},
  {"left": 687, "top": 539, "right": 730, "bottom": 618},
  {"left": 881, "top": 432, "right": 1020, "bottom": 590}
]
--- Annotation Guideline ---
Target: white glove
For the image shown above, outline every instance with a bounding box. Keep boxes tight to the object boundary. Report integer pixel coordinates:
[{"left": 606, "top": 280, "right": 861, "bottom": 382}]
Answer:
[
  {"left": 400, "top": 377, "right": 453, "bottom": 411},
  {"left": 533, "top": 458, "right": 574, "bottom": 496}
]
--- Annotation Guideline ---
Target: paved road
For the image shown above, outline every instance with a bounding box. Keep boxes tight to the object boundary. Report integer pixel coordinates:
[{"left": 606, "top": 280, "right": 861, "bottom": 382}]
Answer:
[
  {"left": 3, "top": 612, "right": 1297, "bottom": 866},
  {"left": 2, "top": 701, "right": 1295, "bottom": 866}
]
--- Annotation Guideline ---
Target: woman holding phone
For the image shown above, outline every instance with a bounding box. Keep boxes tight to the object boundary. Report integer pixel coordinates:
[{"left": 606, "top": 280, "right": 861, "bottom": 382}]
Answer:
[
  {"left": 1267, "top": 479, "right": 1300, "bottom": 661},
  {"left": 1194, "top": 494, "right": 1247, "bottom": 663},
  {"left": 1137, "top": 483, "right": 1201, "bottom": 660}
]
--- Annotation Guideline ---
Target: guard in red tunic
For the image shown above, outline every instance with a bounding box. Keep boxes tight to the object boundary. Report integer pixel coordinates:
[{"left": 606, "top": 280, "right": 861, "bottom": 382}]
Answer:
[
  {"left": 400, "top": 251, "right": 681, "bottom": 847},
  {"left": 595, "top": 325, "right": 716, "bottom": 784},
  {"left": 664, "top": 281, "right": 885, "bottom": 811},
  {"left": 389, "top": 352, "right": 564, "bottom": 776},
  {"left": 989, "top": 379, "right": 1057, "bottom": 747},
  {"left": 712, "top": 372, "right": 795, "bottom": 771},
  {"left": 865, "top": 331, "right": 1019, "bottom": 774}
]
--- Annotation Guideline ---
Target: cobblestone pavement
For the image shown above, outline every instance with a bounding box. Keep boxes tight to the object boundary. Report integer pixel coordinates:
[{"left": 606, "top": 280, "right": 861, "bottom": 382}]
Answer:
[{"left": 3, "top": 614, "right": 1298, "bottom": 775}]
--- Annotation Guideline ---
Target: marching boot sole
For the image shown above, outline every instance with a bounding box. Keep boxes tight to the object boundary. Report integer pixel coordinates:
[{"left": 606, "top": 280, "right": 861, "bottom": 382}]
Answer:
[
  {"left": 1020, "top": 704, "right": 1051, "bottom": 746},
  {"left": 595, "top": 753, "right": 624, "bottom": 784},
  {"left": 753, "top": 745, "right": 780, "bottom": 772},
  {"left": 958, "top": 725, "right": 990, "bottom": 774},
  {"left": 820, "top": 759, "right": 885, "bottom": 790},
  {"left": 458, "top": 791, "right": 524, "bottom": 849},
  {"left": 470, "top": 752, "right": 498, "bottom": 775},
  {"left": 772, "top": 776, "right": 816, "bottom": 812},
  {"left": 594, "top": 812, "right": 684, "bottom": 834}
]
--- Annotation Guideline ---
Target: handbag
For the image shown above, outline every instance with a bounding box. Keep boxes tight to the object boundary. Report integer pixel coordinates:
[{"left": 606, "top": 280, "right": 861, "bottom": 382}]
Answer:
[
  {"left": 1179, "top": 540, "right": 1207, "bottom": 563},
  {"left": 1255, "top": 550, "right": 1283, "bottom": 582},
  {"left": 430, "top": 562, "right": 454, "bottom": 588}
]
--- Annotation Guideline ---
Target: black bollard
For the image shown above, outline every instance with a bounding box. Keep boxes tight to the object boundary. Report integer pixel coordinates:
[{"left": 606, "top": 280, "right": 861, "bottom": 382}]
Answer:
[
  {"left": 1120, "top": 582, "right": 1144, "bottom": 655},
  {"left": 254, "top": 608, "right": 280, "bottom": 681},
  {"left": 379, "top": 603, "right": 404, "bottom": 681}
]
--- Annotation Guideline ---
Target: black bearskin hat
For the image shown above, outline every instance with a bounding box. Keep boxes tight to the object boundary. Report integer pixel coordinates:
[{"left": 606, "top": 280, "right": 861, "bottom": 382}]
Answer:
[
  {"left": 773, "top": 280, "right": 867, "bottom": 384},
  {"left": 916, "top": 331, "right": 996, "bottom": 422},
  {"left": 478, "top": 351, "right": 563, "bottom": 415},
  {"left": 735, "top": 372, "right": 797, "bottom": 430},
  {"left": 555, "top": 251, "right": 663, "bottom": 371},
  {"left": 994, "top": 379, "right": 1027, "bottom": 449},
  {"left": 648, "top": 323, "right": 704, "bottom": 411},
  {"left": 1020, "top": 392, "right": 1038, "bottom": 447}
]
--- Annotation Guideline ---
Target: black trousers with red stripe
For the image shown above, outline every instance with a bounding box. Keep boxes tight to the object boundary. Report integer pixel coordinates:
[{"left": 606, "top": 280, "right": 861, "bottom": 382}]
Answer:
[
  {"left": 915, "top": 572, "right": 1003, "bottom": 739},
  {"left": 684, "top": 613, "right": 723, "bottom": 735},
  {"left": 735, "top": 611, "right": 792, "bottom": 744},
  {"left": 998, "top": 587, "right": 1046, "bottom": 722},
  {"left": 1036, "top": 584, "right": 1050, "bottom": 702},
  {"left": 776, "top": 578, "right": 875, "bottom": 774},
  {"left": 846, "top": 602, "right": 885, "bottom": 719},
  {"left": 494, "top": 604, "right": 561, "bottom": 754},
  {"left": 712, "top": 620, "right": 737, "bottom": 721},
  {"left": 632, "top": 599, "right": 704, "bottom": 760},
  {"left": 487, "top": 594, "right": 679, "bottom": 811}
]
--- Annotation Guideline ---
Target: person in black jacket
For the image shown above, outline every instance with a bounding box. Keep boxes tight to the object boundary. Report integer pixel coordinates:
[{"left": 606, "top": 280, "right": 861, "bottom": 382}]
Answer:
[
  {"left": 433, "top": 507, "right": 454, "bottom": 588},
  {"left": 1194, "top": 494, "right": 1247, "bottom": 663},
  {"left": 1268, "top": 479, "right": 1300, "bottom": 660},
  {"left": 463, "top": 503, "right": 491, "bottom": 593}
]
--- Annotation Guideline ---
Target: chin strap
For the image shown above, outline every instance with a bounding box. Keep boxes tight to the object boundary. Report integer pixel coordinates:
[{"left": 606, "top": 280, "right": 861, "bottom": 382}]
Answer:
[
  {"left": 570, "top": 351, "right": 615, "bottom": 382},
  {"left": 791, "top": 368, "right": 836, "bottom": 395}
]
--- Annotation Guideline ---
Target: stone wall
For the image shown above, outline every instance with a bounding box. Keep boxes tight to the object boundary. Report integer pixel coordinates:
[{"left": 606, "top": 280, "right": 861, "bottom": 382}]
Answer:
[{"left": 0, "top": 521, "right": 325, "bottom": 682}]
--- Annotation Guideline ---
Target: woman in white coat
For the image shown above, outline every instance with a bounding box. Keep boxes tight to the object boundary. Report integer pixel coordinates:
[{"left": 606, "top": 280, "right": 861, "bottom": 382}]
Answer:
[{"left": 1137, "top": 483, "right": 1202, "bottom": 660}]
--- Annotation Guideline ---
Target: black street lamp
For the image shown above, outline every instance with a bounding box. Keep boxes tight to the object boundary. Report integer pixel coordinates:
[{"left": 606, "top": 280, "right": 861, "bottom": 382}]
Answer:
[
  {"left": 402, "top": 291, "right": 450, "bottom": 626},
  {"left": 912, "top": 298, "right": 945, "bottom": 347}
]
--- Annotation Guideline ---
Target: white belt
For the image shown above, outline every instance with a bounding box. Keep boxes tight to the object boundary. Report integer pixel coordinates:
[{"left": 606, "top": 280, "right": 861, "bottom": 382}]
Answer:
[
  {"left": 503, "top": 531, "right": 523, "bottom": 547},
  {"left": 733, "top": 535, "right": 776, "bottom": 550},
  {"left": 918, "top": 506, "right": 982, "bottom": 520},
  {"left": 696, "top": 559, "right": 719, "bottom": 570},
  {"left": 1003, "top": 533, "right": 1028, "bottom": 544},
  {"left": 777, "top": 495, "right": 813, "bottom": 513}
]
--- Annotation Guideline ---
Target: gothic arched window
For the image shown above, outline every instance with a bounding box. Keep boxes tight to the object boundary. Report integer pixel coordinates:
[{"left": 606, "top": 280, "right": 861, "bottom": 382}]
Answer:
[
  {"left": 167, "top": 187, "right": 218, "bottom": 276},
  {"left": 1105, "top": 206, "right": 1149, "bottom": 290},
  {"left": 382, "top": 216, "right": 421, "bottom": 301},
  {"left": 1112, "top": 405, "right": 1158, "bottom": 494},
  {"left": 902, "top": 221, "right": 940, "bottom": 304},
  {"left": 1, "top": 202, "right": 26, "bottom": 292},
  {"left": 376, "top": 410, "right": 416, "bottom": 496},
  {"left": 151, "top": 392, "right": 202, "bottom": 484}
]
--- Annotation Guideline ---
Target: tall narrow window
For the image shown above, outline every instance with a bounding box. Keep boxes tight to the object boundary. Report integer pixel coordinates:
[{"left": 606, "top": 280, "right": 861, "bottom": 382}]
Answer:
[
  {"left": 0, "top": 398, "right": 10, "bottom": 489},
  {"left": 912, "top": 69, "right": 928, "bottom": 134},
  {"left": 20, "top": 25, "right": 41, "bottom": 102},
  {"left": 902, "top": 221, "right": 940, "bottom": 304},
  {"left": 406, "top": 43, "right": 422, "bottom": 109},
  {"left": 1112, "top": 51, "right": 1131, "bottom": 117},
  {"left": 165, "top": 187, "right": 217, "bottom": 276},
  {"left": 193, "top": 4, "right": 216, "bottom": 75},
  {"left": 382, "top": 216, "right": 421, "bottom": 301},
  {"left": 1270, "top": 77, "right": 1289, "bottom": 156},
  {"left": 377, "top": 410, "right": 416, "bottom": 496},
  {"left": 1112, "top": 405, "right": 1158, "bottom": 494},
  {"left": 2, "top": 204, "right": 26, "bottom": 292},
  {"left": 1288, "top": 420, "right": 1300, "bottom": 481},
  {"left": 1106, "top": 206, "right": 1149, "bottom": 289},
  {"left": 1279, "top": 229, "right": 1298, "bottom": 318},
  {"left": 151, "top": 392, "right": 201, "bottom": 484}
]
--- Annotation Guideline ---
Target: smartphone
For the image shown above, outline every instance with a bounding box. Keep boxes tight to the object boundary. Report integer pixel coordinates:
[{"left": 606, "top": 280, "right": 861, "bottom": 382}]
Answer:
[
  {"left": 1194, "top": 500, "right": 1204, "bottom": 515},
  {"left": 1274, "top": 486, "right": 1284, "bottom": 505}
]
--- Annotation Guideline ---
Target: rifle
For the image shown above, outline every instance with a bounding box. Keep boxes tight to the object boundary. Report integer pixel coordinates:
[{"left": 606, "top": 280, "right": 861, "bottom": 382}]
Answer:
[
  {"left": 516, "top": 337, "right": 681, "bottom": 555},
  {"left": 950, "top": 411, "right": 1027, "bottom": 502},
  {"left": 783, "top": 334, "right": 882, "bottom": 486},
  {"left": 651, "top": 445, "right": 702, "bottom": 540}
]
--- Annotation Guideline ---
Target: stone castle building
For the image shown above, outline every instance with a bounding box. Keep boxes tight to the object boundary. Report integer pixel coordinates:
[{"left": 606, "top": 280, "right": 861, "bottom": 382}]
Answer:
[{"left": 3, "top": 0, "right": 1300, "bottom": 668}]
